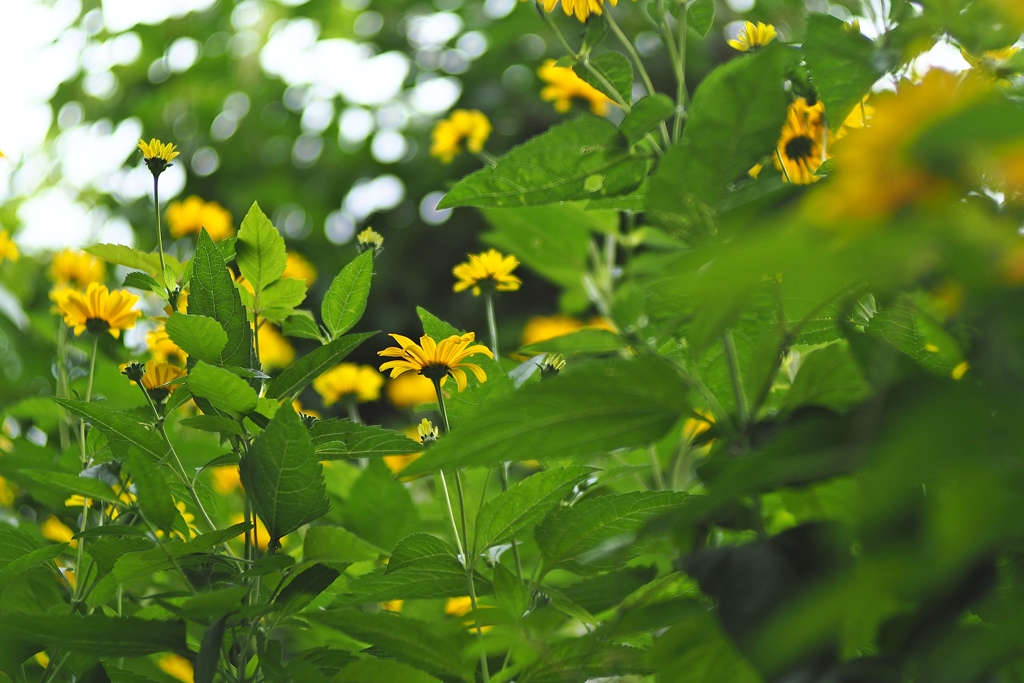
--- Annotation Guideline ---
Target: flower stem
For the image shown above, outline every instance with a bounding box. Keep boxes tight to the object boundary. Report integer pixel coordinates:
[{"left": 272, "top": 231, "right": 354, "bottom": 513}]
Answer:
[
  {"left": 71, "top": 335, "right": 99, "bottom": 605},
  {"left": 499, "top": 463, "right": 525, "bottom": 582},
  {"left": 346, "top": 400, "right": 362, "bottom": 424},
  {"left": 432, "top": 379, "right": 467, "bottom": 565},
  {"left": 605, "top": 10, "right": 669, "bottom": 145},
  {"left": 56, "top": 323, "right": 70, "bottom": 451},
  {"left": 672, "top": 0, "right": 689, "bottom": 141},
  {"left": 722, "top": 328, "right": 749, "bottom": 427},
  {"left": 153, "top": 174, "right": 168, "bottom": 295},
  {"left": 485, "top": 293, "right": 500, "bottom": 360}
]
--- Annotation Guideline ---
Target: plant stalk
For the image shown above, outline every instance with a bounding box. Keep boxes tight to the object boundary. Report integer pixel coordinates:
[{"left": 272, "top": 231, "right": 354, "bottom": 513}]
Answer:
[
  {"left": 153, "top": 174, "right": 169, "bottom": 295},
  {"left": 485, "top": 292, "right": 500, "bottom": 360}
]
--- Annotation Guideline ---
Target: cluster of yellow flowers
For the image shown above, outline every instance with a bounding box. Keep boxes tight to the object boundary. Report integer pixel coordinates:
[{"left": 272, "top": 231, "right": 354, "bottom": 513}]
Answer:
[{"left": 431, "top": 109, "right": 492, "bottom": 164}]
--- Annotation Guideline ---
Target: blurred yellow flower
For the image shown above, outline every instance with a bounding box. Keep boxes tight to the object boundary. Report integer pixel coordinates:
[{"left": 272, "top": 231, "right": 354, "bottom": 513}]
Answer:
[
  {"left": 521, "top": 315, "right": 584, "bottom": 347},
  {"left": 453, "top": 249, "right": 521, "bottom": 296},
  {"left": 157, "top": 654, "right": 194, "bottom": 683},
  {"left": 0, "top": 230, "right": 19, "bottom": 265},
  {"left": 293, "top": 399, "right": 321, "bottom": 420},
  {"left": 33, "top": 652, "right": 49, "bottom": 668},
  {"left": 166, "top": 196, "right": 234, "bottom": 241},
  {"left": 283, "top": 252, "right": 317, "bottom": 286},
  {"left": 258, "top": 324, "right": 295, "bottom": 370},
  {"left": 728, "top": 21, "right": 778, "bottom": 52},
  {"left": 431, "top": 109, "right": 492, "bottom": 163},
  {"left": 147, "top": 324, "right": 187, "bottom": 364},
  {"left": 211, "top": 467, "right": 240, "bottom": 495},
  {"left": 775, "top": 98, "right": 827, "bottom": 185},
  {"left": 232, "top": 513, "right": 283, "bottom": 551},
  {"left": 951, "top": 361, "right": 970, "bottom": 380},
  {"left": 539, "top": 0, "right": 616, "bottom": 22},
  {"left": 41, "top": 516, "right": 76, "bottom": 547},
  {"left": 962, "top": 45, "right": 1020, "bottom": 83},
  {"left": 55, "top": 283, "right": 140, "bottom": 338},
  {"left": 125, "top": 360, "right": 186, "bottom": 396},
  {"left": 386, "top": 372, "right": 438, "bottom": 409},
  {"left": 379, "top": 333, "right": 493, "bottom": 392},
  {"left": 538, "top": 60, "right": 614, "bottom": 116},
  {"left": 0, "top": 476, "right": 15, "bottom": 506},
  {"left": 50, "top": 249, "right": 104, "bottom": 289},
  {"left": 313, "top": 363, "right": 384, "bottom": 405},
  {"left": 446, "top": 595, "right": 474, "bottom": 617},
  {"left": 382, "top": 599, "right": 404, "bottom": 612}
]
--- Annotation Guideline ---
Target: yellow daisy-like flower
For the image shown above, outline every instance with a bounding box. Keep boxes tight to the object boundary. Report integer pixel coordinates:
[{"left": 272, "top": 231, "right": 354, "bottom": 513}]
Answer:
[
  {"left": 124, "top": 360, "right": 186, "bottom": 399},
  {"left": 386, "top": 372, "right": 438, "bottom": 409},
  {"left": 453, "top": 249, "right": 522, "bottom": 296},
  {"left": 962, "top": 45, "right": 1020, "bottom": 84},
  {"left": 540, "top": 0, "right": 617, "bottom": 22},
  {"left": 257, "top": 324, "right": 295, "bottom": 370},
  {"left": 774, "top": 98, "right": 828, "bottom": 185},
  {"left": 157, "top": 654, "right": 195, "bottom": 683},
  {"left": 49, "top": 249, "right": 104, "bottom": 289},
  {"left": 357, "top": 227, "right": 384, "bottom": 253},
  {"left": 137, "top": 137, "right": 180, "bottom": 176},
  {"left": 538, "top": 60, "right": 614, "bottom": 116},
  {"left": 54, "top": 282, "right": 141, "bottom": 338},
  {"left": 378, "top": 332, "right": 493, "bottom": 392},
  {"left": 166, "top": 196, "right": 234, "bottom": 241},
  {"left": 283, "top": 252, "right": 317, "bottom": 286},
  {"left": 430, "top": 110, "right": 493, "bottom": 164},
  {"left": 0, "top": 230, "right": 20, "bottom": 265},
  {"left": 147, "top": 324, "right": 187, "bottom": 365},
  {"left": 728, "top": 21, "right": 778, "bottom": 52},
  {"left": 312, "top": 363, "right": 384, "bottom": 406}
]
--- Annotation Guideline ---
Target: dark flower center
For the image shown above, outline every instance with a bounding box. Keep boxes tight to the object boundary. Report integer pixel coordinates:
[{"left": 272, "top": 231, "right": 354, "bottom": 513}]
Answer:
[
  {"left": 85, "top": 318, "right": 110, "bottom": 335},
  {"left": 419, "top": 364, "right": 451, "bottom": 383},
  {"left": 785, "top": 136, "right": 815, "bottom": 162}
]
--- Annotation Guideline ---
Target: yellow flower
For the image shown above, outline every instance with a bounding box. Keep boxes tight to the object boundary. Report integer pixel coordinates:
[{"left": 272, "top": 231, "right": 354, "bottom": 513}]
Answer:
[
  {"left": 0, "top": 476, "right": 15, "bottom": 506},
  {"left": 147, "top": 324, "right": 187, "bottom": 364},
  {"left": 157, "top": 500, "right": 198, "bottom": 541},
  {"left": 430, "top": 110, "right": 493, "bottom": 164},
  {"left": 137, "top": 138, "right": 180, "bottom": 176},
  {"left": 231, "top": 513, "right": 282, "bottom": 551},
  {"left": 125, "top": 360, "right": 186, "bottom": 398},
  {"left": 357, "top": 227, "right": 384, "bottom": 253},
  {"left": 293, "top": 399, "right": 321, "bottom": 420},
  {"left": 157, "top": 654, "right": 194, "bottom": 683},
  {"left": 258, "top": 324, "right": 295, "bottom": 370},
  {"left": 539, "top": 0, "right": 617, "bottom": 22},
  {"left": 0, "top": 230, "right": 19, "bottom": 265},
  {"left": 378, "top": 332, "right": 493, "bottom": 392},
  {"left": 453, "top": 249, "right": 521, "bottom": 296},
  {"left": 382, "top": 599, "right": 404, "bottom": 612},
  {"left": 313, "top": 363, "right": 384, "bottom": 405},
  {"left": 446, "top": 595, "right": 474, "bottom": 617},
  {"left": 521, "top": 315, "right": 584, "bottom": 347},
  {"left": 55, "top": 282, "right": 140, "bottom": 338},
  {"left": 386, "top": 372, "right": 438, "bottom": 409},
  {"left": 34, "top": 652, "right": 49, "bottom": 669},
  {"left": 538, "top": 60, "right": 614, "bottom": 116},
  {"left": 417, "top": 418, "right": 439, "bottom": 444},
  {"left": 50, "top": 249, "right": 104, "bottom": 289},
  {"left": 166, "top": 196, "right": 234, "bottom": 241},
  {"left": 41, "top": 516, "right": 76, "bottom": 547},
  {"left": 961, "top": 46, "right": 1020, "bottom": 83},
  {"left": 951, "top": 361, "right": 970, "bottom": 380},
  {"left": 283, "top": 252, "right": 317, "bottom": 286},
  {"left": 384, "top": 424, "right": 426, "bottom": 473},
  {"left": 211, "top": 467, "right": 240, "bottom": 495},
  {"left": 774, "top": 98, "right": 828, "bottom": 185},
  {"left": 728, "top": 21, "right": 778, "bottom": 52}
]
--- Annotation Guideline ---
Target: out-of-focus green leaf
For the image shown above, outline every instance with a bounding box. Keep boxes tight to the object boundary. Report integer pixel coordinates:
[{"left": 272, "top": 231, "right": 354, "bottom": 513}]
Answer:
[
  {"left": 322, "top": 251, "right": 374, "bottom": 339},
  {"left": 574, "top": 51, "right": 634, "bottom": 105},
  {"left": 304, "top": 526, "right": 382, "bottom": 565},
  {"left": 336, "top": 659, "right": 443, "bottom": 683},
  {"left": 687, "top": 0, "right": 716, "bottom": 37},
  {"left": 187, "top": 361, "right": 259, "bottom": 416},
  {"left": 236, "top": 201, "right": 287, "bottom": 295},
  {"left": 784, "top": 341, "right": 871, "bottom": 412},
  {"left": 0, "top": 544, "right": 66, "bottom": 597},
  {"left": 86, "top": 244, "right": 182, "bottom": 280},
  {"left": 165, "top": 313, "right": 227, "bottom": 364},
  {"left": 16, "top": 469, "right": 121, "bottom": 503},
  {"left": 190, "top": 229, "right": 256, "bottom": 370},
  {"left": 439, "top": 116, "right": 649, "bottom": 209},
  {"left": 310, "top": 419, "right": 421, "bottom": 459},
  {"left": 178, "top": 415, "right": 244, "bottom": 436},
  {"left": 403, "top": 357, "right": 689, "bottom": 475},
  {"left": 195, "top": 616, "right": 228, "bottom": 683},
  {"left": 803, "top": 13, "right": 884, "bottom": 130},
  {"left": 123, "top": 448, "right": 178, "bottom": 532},
  {"left": 620, "top": 95, "right": 675, "bottom": 145},
  {"left": 53, "top": 398, "right": 168, "bottom": 462},
  {"left": 342, "top": 459, "right": 418, "bottom": 550},
  {"left": 441, "top": 357, "right": 515, "bottom": 427},
  {"left": 275, "top": 563, "right": 341, "bottom": 615},
  {"left": 519, "top": 636, "right": 655, "bottom": 682},
  {"left": 649, "top": 604, "right": 764, "bottom": 683},
  {"left": 265, "top": 331, "right": 376, "bottom": 399},
  {"left": 520, "top": 329, "right": 626, "bottom": 355},
  {"left": 240, "top": 406, "right": 330, "bottom": 547}
]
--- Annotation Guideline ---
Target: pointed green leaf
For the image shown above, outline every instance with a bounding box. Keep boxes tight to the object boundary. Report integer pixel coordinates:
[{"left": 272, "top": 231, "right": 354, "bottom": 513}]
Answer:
[
  {"left": 283, "top": 311, "right": 323, "bottom": 341},
  {"left": 195, "top": 616, "right": 228, "bottom": 683},
  {"left": 0, "top": 544, "right": 66, "bottom": 597},
  {"left": 417, "top": 306, "right": 461, "bottom": 339},
  {"left": 236, "top": 201, "right": 287, "bottom": 294},
  {"left": 122, "top": 271, "right": 163, "bottom": 293},
  {"left": 260, "top": 277, "right": 307, "bottom": 310},
  {"left": 16, "top": 470, "right": 121, "bottom": 504},
  {"left": 190, "top": 229, "right": 256, "bottom": 370},
  {"left": 123, "top": 449, "right": 178, "bottom": 532},
  {"left": 803, "top": 13, "right": 884, "bottom": 131},
  {"left": 574, "top": 51, "right": 634, "bottom": 105},
  {"left": 240, "top": 406, "right": 330, "bottom": 546},
  {"left": 304, "top": 526, "right": 382, "bottom": 565},
  {"left": 784, "top": 341, "right": 871, "bottom": 413},
  {"left": 493, "top": 563, "right": 531, "bottom": 619},
  {"left": 52, "top": 398, "right": 168, "bottom": 462},
  {"left": 520, "top": 329, "right": 627, "bottom": 355},
  {"left": 187, "top": 361, "right": 259, "bottom": 416},
  {"left": 310, "top": 419, "right": 421, "bottom": 459},
  {"left": 323, "top": 251, "right": 374, "bottom": 339},
  {"left": 0, "top": 615, "right": 186, "bottom": 661},
  {"left": 266, "top": 331, "right": 377, "bottom": 400},
  {"left": 342, "top": 459, "right": 418, "bottom": 550},
  {"left": 275, "top": 563, "right": 341, "bottom": 615},
  {"left": 620, "top": 94, "right": 676, "bottom": 145},
  {"left": 165, "top": 313, "right": 228, "bottom": 364},
  {"left": 337, "top": 659, "right": 443, "bottom": 683},
  {"left": 387, "top": 533, "right": 458, "bottom": 573},
  {"left": 86, "top": 244, "right": 182, "bottom": 280},
  {"left": 687, "top": 0, "right": 716, "bottom": 37}
]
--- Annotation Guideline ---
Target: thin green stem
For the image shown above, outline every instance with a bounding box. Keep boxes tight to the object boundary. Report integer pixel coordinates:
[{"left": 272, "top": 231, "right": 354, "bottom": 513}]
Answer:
[
  {"left": 499, "top": 464, "right": 525, "bottom": 582},
  {"left": 605, "top": 10, "right": 670, "bottom": 145},
  {"left": 673, "top": 1, "right": 688, "bottom": 141},
  {"left": 648, "top": 446, "right": 665, "bottom": 490},
  {"left": 71, "top": 335, "right": 99, "bottom": 605},
  {"left": 722, "top": 329, "right": 749, "bottom": 427},
  {"left": 485, "top": 292, "right": 500, "bottom": 359},
  {"left": 432, "top": 380, "right": 467, "bottom": 565},
  {"left": 454, "top": 470, "right": 470, "bottom": 564},
  {"left": 56, "top": 324, "right": 70, "bottom": 451},
  {"left": 153, "top": 174, "right": 169, "bottom": 295},
  {"left": 466, "top": 562, "right": 491, "bottom": 683},
  {"left": 346, "top": 400, "right": 362, "bottom": 424}
]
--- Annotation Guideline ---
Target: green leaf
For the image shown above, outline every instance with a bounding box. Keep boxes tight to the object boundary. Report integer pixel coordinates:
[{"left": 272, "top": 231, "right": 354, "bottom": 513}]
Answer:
[
  {"left": 236, "top": 201, "right": 287, "bottom": 295},
  {"left": 178, "top": 415, "right": 244, "bottom": 436},
  {"left": 323, "top": 251, "right": 374, "bottom": 339},
  {"left": 310, "top": 419, "right": 421, "bottom": 459},
  {"left": 402, "top": 357, "right": 689, "bottom": 475},
  {"left": 165, "top": 314, "right": 228, "bottom": 364},
  {"left": 122, "top": 271, "right": 163, "bottom": 293},
  {"left": 520, "top": 329, "right": 627, "bottom": 355},
  {"left": 52, "top": 398, "right": 168, "bottom": 462},
  {"left": 784, "top": 341, "right": 871, "bottom": 413},
  {"left": 803, "top": 13, "right": 884, "bottom": 131},
  {"left": 417, "top": 306, "right": 461, "bottom": 339},
  {"left": 493, "top": 562, "right": 531, "bottom": 619},
  {"left": 123, "top": 449, "right": 178, "bottom": 531},
  {"left": 0, "top": 615, "right": 185, "bottom": 664},
  {"left": 304, "top": 526, "right": 382, "bottom": 565},
  {"left": 441, "top": 357, "right": 515, "bottom": 427},
  {"left": 259, "top": 277, "right": 307, "bottom": 310},
  {"left": 438, "top": 116, "right": 649, "bottom": 209},
  {"left": 620, "top": 94, "right": 676, "bottom": 145},
  {"left": 0, "top": 544, "right": 66, "bottom": 597},
  {"left": 647, "top": 43, "right": 793, "bottom": 227},
  {"left": 475, "top": 467, "right": 593, "bottom": 553},
  {"left": 387, "top": 533, "right": 459, "bottom": 573},
  {"left": 275, "top": 563, "right": 341, "bottom": 615},
  {"left": 650, "top": 605, "right": 764, "bottom": 683},
  {"left": 190, "top": 229, "right": 256, "bottom": 370},
  {"left": 16, "top": 470, "right": 121, "bottom": 503},
  {"left": 536, "top": 490, "right": 688, "bottom": 573},
  {"left": 574, "top": 51, "right": 633, "bottom": 105},
  {"left": 265, "top": 331, "right": 376, "bottom": 400},
  {"left": 240, "top": 406, "right": 329, "bottom": 546},
  {"left": 307, "top": 610, "right": 472, "bottom": 681},
  {"left": 342, "top": 459, "right": 418, "bottom": 550},
  {"left": 86, "top": 244, "right": 182, "bottom": 280},
  {"left": 177, "top": 587, "right": 251, "bottom": 620},
  {"left": 337, "top": 659, "right": 443, "bottom": 683},
  {"left": 581, "top": 13, "right": 607, "bottom": 53},
  {"left": 195, "top": 616, "right": 228, "bottom": 683},
  {"left": 687, "top": 0, "right": 716, "bottom": 37},
  {"left": 187, "top": 361, "right": 259, "bottom": 416},
  {"left": 283, "top": 311, "right": 323, "bottom": 341}
]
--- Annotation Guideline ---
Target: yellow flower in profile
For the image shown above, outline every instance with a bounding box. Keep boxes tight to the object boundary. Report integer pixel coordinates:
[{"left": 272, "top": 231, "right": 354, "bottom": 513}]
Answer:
[
  {"left": 538, "top": 60, "right": 614, "bottom": 116},
  {"left": 0, "top": 230, "right": 19, "bottom": 265},
  {"left": 157, "top": 654, "right": 194, "bottom": 683},
  {"left": 357, "top": 227, "right": 384, "bottom": 253},
  {"left": 55, "top": 282, "right": 140, "bottom": 338},
  {"left": 431, "top": 110, "right": 493, "bottom": 164},
  {"left": 313, "top": 363, "right": 384, "bottom": 405},
  {"left": 41, "top": 516, "right": 76, "bottom": 547},
  {"left": 962, "top": 46, "right": 1020, "bottom": 84},
  {"left": 416, "top": 417, "right": 439, "bottom": 444},
  {"left": 137, "top": 138, "right": 180, "bottom": 177},
  {"left": 125, "top": 360, "right": 186, "bottom": 398},
  {"left": 728, "top": 21, "right": 778, "bottom": 52},
  {"left": 539, "top": 0, "right": 616, "bottom": 22},
  {"left": 147, "top": 324, "right": 187, "bottom": 364},
  {"left": 50, "top": 249, "right": 104, "bottom": 289},
  {"left": 166, "top": 196, "right": 234, "bottom": 241},
  {"left": 379, "top": 333, "right": 493, "bottom": 392},
  {"left": 283, "top": 252, "right": 317, "bottom": 286},
  {"left": 453, "top": 249, "right": 521, "bottom": 296},
  {"left": 257, "top": 324, "right": 295, "bottom": 370},
  {"left": 774, "top": 98, "right": 828, "bottom": 185},
  {"left": 386, "top": 372, "right": 438, "bottom": 409}
]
